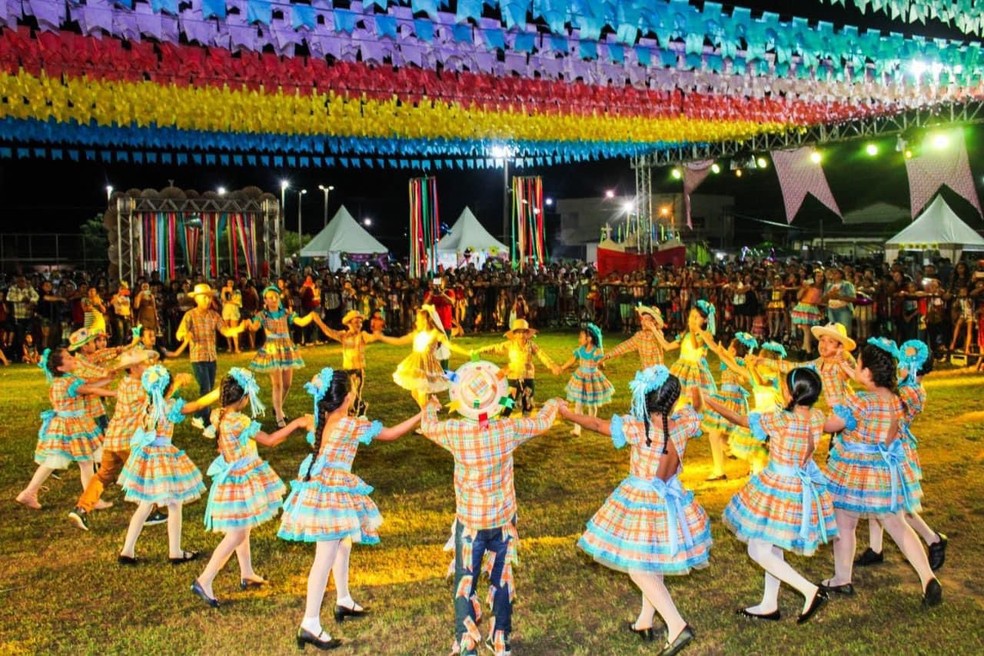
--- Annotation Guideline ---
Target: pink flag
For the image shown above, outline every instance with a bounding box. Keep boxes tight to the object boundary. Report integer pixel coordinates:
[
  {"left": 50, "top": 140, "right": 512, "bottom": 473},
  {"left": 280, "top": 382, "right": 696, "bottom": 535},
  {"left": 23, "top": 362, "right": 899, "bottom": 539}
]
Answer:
[
  {"left": 683, "top": 160, "right": 714, "bottom": 229},
  {"left": 771, "top": 148, "right": 842, "bottom": 223},
  {"left": 905, "top": 129, "right": 982, "bottom": 217}
]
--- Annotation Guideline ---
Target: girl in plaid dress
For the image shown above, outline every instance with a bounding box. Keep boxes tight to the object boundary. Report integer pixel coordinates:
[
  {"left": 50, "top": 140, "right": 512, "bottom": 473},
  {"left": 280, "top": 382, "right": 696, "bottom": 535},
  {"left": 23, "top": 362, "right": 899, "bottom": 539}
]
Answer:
[
  {"left": 730, "top": 342, "right": 787, "bottom": 474},
  {"left": 856, "top": 340, "right": 948, "bottom": 572},
  {"left": 702, "top": 333, "right": 757, "bottom": 481},
  {"left": 820, "top": 339, "right": 941, "bottom": 606},
  {"left": 559, "top": 324, "right": 614, "bottom": 436},
  {"left": 279, "top": 368, "right": 423, "bottom": 651},
  {"left": 16, "top": 348, "right": 116, "bottom": 510},
  {"left": 117, "top": 364, "right": 217, "bottom": 565},
  {"left": 560, "top": 366, "right": 709, "bottom": 656},
  {"left": 669, "top": 301, "right": 718, "bottom": 401},
  {"left": 245, "top": 287, "right": 327, "bottom": 428},
  {"left": 705, "top": 368, "right": 836, "bottom": 624},
  {"left": 791, "top": 273, "right": 825, "bottom": 354},
  {"left": 190, "top": 368, "right": 313, "bottom": 608}
]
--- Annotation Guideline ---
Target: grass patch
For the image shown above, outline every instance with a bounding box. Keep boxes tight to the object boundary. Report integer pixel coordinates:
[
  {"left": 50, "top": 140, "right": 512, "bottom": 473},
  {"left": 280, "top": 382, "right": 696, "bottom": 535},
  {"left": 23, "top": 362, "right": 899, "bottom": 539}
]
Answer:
[{"left": 1, "top": 334, "right": 982, "bottom": 655}]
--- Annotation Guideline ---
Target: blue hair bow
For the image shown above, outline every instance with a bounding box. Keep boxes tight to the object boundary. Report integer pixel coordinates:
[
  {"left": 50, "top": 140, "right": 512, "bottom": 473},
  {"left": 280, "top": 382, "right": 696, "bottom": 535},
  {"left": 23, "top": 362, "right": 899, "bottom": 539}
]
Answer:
[
  {"left": 229, "top": 367, "right": 266, "bottom": 417},
  {"left": 628, "top": 365, "right": 670, "bottom": 423}
]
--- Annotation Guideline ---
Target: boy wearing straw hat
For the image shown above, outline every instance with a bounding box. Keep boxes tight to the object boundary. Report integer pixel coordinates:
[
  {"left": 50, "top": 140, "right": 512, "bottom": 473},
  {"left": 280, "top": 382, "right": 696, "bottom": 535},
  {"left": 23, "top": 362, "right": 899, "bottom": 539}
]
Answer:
[
  {"left": 69, "top": 348, "right": 167, "bottom": 530},
  {"left": 176, "top": 283, "right": 246, "bottom": 420},
  {"left": 602, "top": 304, "right": 677, "bottom": 370},
  {"left": 471, "top": 319, "right": 560, "bottom": 417},
  {"left": 420, "top": 362, "right": 560, "bottom": 656},
  {"left": 318, "top": 310, "right": 381, "bottom": 415},
  {"left": 777, "top": 322, "right": 857, "bottom": 409}
]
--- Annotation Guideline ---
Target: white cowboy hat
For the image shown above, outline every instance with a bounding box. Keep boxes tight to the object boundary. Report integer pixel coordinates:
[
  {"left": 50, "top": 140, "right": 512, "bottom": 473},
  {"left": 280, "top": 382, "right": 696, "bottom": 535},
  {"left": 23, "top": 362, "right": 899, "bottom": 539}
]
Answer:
[
  {"left": 188, "top": 283, "right": 214, "bottom": 298},
  {"left": 118, "top": 348, "right": 159, "bottom": 369},
  {"left": 448, "top": 360, "right": 511, "bottom": 421}
]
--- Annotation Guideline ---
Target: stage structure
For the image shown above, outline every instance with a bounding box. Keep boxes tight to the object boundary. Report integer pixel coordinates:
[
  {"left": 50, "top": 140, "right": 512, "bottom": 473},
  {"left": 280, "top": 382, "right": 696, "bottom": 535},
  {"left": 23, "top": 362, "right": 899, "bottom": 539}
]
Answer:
[
  {"left": 408, "top": 176, "right": 440, "bottom": 279},
  {"left": 108, "top": 187, "right": 280, "bottom": 284}
]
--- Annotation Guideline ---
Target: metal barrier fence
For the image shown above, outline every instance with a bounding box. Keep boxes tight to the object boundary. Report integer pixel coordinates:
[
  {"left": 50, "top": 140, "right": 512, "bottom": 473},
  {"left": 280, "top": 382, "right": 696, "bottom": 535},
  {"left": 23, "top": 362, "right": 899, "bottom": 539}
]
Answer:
[{"left": 0, "top": 233, "right": 99, "bottom": 272}]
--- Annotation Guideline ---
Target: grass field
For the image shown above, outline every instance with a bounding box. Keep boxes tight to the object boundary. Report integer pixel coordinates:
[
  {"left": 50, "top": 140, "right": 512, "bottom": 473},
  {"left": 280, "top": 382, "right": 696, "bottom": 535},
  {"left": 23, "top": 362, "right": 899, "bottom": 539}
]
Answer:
[{"left": 1, "top": 334, "right": 983, "bottom": 655}]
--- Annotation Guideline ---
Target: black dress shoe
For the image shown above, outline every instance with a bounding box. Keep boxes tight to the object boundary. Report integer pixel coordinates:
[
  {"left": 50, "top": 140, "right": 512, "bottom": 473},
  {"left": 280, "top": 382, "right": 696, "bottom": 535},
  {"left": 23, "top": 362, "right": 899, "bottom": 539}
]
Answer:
[
  {"left": 296, "top": 628, "right": 341, "bottom": 651},
  {"left": 660, "top": 625, "right": 695, "bottom": 656},
  {"left": 191, "top": 579, "right": 220, "bottom": 608},
  {"left": 736, "top": 608, "right": 781, "bottom": 621},
  {"left": 333, "top": 603, "right": 368, "bottom": 622},
  {"left": 854, "top": 547, "right": 884, "bottom": 567},
  {"left": 117, "top": 555, "right": 139, "bottom": 566},
  {"left": 625, "top": 621, "right": 656, "bottom": 642},
  {"left": 240, "top": 575, "right": 269, "bottom": 590},
  {"left": 923, "top": 578, "right": 943, "bottom": 607},
  {"left": 928, "top": 533, "right": 948, "bottom": 571},
  {"left": 819, "top": 580, "right": 855, "bottom": 596},
  {"left": 797, "top": 589, "right": 828, "bottom": 624},
  {"left": 169, "top": 550, "right": 201, "bottom": 565}
]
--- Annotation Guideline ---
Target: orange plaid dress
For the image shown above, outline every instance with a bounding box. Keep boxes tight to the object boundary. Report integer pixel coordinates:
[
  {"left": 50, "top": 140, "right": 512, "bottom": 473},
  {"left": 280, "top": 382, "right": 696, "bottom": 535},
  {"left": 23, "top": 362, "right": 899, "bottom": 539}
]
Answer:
[
  {"left": 898, "top": 382, "right": 926, "bottom": 480},
  {"left": 724, "top": 408, "right": 837, "bottom": 555},
  {"left": 578, "top": 406, "right": 712, "bottom": 574},
  {"left": 278, "top": 417, "right": 384, "bottom": 543},
  {"left": 35, "top": 375, "right": 103, "bottom": 468},
  {"left": 73, "top": 355, "right": 110, "bottom": 429},
  {"left": 827, "top": 391, "right": 923, "bottom": 517},
  {"left": 202, "top": 412, "right": 286, "bottom": 532}
]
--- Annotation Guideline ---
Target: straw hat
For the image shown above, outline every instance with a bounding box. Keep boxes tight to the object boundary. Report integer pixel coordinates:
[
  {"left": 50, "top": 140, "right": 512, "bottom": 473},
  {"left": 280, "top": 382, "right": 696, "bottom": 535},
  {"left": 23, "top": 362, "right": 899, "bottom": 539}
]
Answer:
[
  {"left": 448, "top": 360, "right": 510, "bottom": 421},
  {"left": 342, "top": 310, "right": 365, "bottom": 326},
  {"left": 420, "top": 303, "right": 447, "bottom": 335},
  {"left": 504, "top": 318, "right": 536, "bottom": 338},
  {"left": 635, "top": 304, "right": 664, "bottom": 327},
  {"left": 188, "top": 283, "right": 214, "bottom": 298},
  {"left": 811, "top": 322, "right": 856, "bottom": 351},
  {"left": 67, "top": 328, "right": 98, "bottom": 352},
  {"left": 118, "top": 348, "right": 159, "bottom": 369}
]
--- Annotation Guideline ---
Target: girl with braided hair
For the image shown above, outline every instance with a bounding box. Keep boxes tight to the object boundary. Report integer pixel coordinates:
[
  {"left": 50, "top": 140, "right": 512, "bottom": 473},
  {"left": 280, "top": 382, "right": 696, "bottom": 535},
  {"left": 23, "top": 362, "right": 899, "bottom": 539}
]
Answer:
[
  {"left": 704, "top": 367, "right": 836, "bottom": 624},
  {"left": 701, "top": 332, "right": 757, "bottom": 481},
  {"left": 669, "top": 301, "right": 718, "bottom": 402},
  {"left": 116, "top": 364, "right": 217, "bottom": 565},
  {"left": 559, "top": 366, "right": 709, "bottom": 656},
  {"left": 190, "top": 368, "right": 312, "bottom": 609},
  {"left": 278, "top": 368, "right": 422, "bottom": 651},
  {"left": 558, "top": 324, "right": 614, "bottom": 436},
  {"left": 820, "top": 339, "right": 941, "bottom": 606}
]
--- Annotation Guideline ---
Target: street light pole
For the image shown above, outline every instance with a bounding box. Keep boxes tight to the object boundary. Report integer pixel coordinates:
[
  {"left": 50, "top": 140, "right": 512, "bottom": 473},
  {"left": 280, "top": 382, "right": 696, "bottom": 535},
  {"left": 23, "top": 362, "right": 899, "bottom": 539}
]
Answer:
[
  {"left": 501, "top": 159, "right": 510, "bottom": 248},
  {"left": 297, "top": 189, "right": 308, "bottom": 255},
  {"left": 318, "top": 184, "right": 334, "bottom": 227}
]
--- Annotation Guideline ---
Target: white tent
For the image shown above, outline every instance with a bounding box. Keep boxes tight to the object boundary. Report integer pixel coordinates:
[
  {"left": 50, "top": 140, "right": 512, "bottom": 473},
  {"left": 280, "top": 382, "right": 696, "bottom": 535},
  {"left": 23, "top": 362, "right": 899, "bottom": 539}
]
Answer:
[
  {"left": 436, "top": 207, "right": 508, "bottom": 269},
  {"left": 300, "top": 206, "right": 387, "bottom": 270},
  {"left": 884, "top": 195, "right": 984, "bottom": 264}
]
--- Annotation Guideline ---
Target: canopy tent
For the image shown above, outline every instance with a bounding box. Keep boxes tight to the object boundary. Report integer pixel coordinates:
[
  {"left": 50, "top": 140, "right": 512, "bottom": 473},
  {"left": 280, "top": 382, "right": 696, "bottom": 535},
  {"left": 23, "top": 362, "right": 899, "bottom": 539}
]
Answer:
[
  {"left": 435, "top": 207, "right": 508, "bottom": 269},
  {"left": 885, "top": 196, "right": 984, "bottom": 264},
  {"left": 300, "top": 205, "right": 387, "bottom": 270}
]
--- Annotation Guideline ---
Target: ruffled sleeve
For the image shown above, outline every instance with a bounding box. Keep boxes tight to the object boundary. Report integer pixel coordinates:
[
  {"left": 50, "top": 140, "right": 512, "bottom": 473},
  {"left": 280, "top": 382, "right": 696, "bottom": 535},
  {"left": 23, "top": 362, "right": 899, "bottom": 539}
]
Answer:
[
  {"left": 748, "top": 412, "right": 769, "bottom": 442},
  {"left": 898, "top": 384, "right": 925, "bottom": 422},
  {"left": 66, "top": 376, "right": 85, "bottom": 398},
  {"left": 832, "top": 404, "right": 857, "bottom": 432},
  {"left": 673, "top": 405, "right": 702, "bottom": 439},
  {"left": 354, "top": 418, "right": 383, "bottom": 446},
  {"left": 610, "top": 414, "right": 628, "bottom": 449},
  {"left": 241, "top": 419, "right": 262, "bottom": 442},
  {"left": 166, "top": 398, "right": 187, "bottom": 424}
]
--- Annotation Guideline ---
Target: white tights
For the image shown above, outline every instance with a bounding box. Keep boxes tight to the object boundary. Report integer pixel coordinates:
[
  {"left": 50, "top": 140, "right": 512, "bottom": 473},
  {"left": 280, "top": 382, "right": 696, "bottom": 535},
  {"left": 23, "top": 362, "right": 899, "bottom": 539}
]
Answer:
[
  {"left": 628, "top": 570, "right": 686, "bottom": 644},
  {"left": 867, "top": 514, "right": 940, "bottom": 553},
  {"left": 195, "top": 527, "right": 257, "bottom": 598},
  {"left": 830, "top": 510, "right": 935, "bottom": 590},
  {"left": 745, "top": 539, "right": 818, "bottom": 615},
  {"left": 120, "top": 502, "right": 184, "bottom": 559},
  {"left": 300, "top": 539, "right": 357, "bottom": 638},
  {"left": 571, "top": 403, "right": 598, "bottom": 435}
]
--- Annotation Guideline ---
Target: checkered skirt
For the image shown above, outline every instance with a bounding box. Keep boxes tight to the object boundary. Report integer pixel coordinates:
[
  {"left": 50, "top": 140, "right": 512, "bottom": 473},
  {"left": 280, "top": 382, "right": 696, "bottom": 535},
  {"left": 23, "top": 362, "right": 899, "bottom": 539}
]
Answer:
[
  {"left": 791, "top": 302, "right": 823, "bottom": 326},
  {"left": 278, "top": 463, "right": 382, "bottom": 544},
  {"left": 565, "top": 354, "right": 614, "bottom": 408},
  {"left": 35, "top": 377, "right": 103, "bottom": 468},
  {"left": 119, "top": 437, "right": 206, "bottom": 505}
]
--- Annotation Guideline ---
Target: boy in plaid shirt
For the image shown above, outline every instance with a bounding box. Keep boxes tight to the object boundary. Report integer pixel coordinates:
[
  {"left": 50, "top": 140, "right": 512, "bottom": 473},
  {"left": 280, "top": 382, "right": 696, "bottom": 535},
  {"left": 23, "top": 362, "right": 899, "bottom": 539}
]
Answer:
[{"left": 420, "top": 361, "right": 560, "bottom": 656}]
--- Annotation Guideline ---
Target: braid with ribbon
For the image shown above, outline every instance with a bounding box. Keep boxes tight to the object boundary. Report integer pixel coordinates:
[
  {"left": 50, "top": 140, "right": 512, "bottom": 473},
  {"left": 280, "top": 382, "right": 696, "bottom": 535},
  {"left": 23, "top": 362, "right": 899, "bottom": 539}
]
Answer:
[
  {"left": 39, "top": 347, "right": 53, "bottom": 382},
  {"left": 695, "top": 299, "right": 716, "bottom": 336},
  {"left": 229, "top": 367, "right": 266, "bottom": 417},
  {"left": 301, "top": 368, "right": 350, "bottom": 482},
  {"left": 628, "top": 365, "right": 670, "bottom": 448}
]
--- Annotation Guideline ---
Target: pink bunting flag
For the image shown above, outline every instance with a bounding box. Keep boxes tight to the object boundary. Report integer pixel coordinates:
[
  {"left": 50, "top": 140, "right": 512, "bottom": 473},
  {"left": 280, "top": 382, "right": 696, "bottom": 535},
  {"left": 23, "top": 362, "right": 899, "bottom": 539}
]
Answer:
[
  {"left": 683, "top": 160, "right": 714, "bottom": 229},
  {"left": 771, "top": 148, "right": 842, "bottom": 223},
  {"left": 905, "top": 129, "right": 982, "bottom": 217}
]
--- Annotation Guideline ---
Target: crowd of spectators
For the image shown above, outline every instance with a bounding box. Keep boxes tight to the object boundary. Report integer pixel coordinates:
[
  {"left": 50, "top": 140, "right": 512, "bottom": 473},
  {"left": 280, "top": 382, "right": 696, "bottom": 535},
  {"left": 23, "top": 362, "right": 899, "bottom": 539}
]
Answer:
[{"left": 2, "top": 255, "right": 983, "bottom": 365}]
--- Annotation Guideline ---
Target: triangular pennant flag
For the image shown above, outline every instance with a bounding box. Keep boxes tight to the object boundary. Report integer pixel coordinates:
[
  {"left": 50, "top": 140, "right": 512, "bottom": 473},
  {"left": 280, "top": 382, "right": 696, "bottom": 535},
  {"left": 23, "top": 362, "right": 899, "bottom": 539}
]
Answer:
[
  {"left": 683, "top": 160, "right": 714, "bottom": 229},
  {"left": 771, "top": 148, "right": 842, "bottom": 223},
  {"left": 905, "top": 129, "right": 982, "bottom": 216}
]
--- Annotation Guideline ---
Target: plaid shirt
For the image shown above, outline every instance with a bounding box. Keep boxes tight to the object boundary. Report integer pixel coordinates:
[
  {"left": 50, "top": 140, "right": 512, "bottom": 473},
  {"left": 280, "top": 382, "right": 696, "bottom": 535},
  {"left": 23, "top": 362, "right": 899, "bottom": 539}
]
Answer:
[
  {"left": 422, "top": 400, "right": 559, "bottom": 530},
  {"left": 782, "top": 353, "right": 856, "bottom": 408},
  {"left": 103, "top": 375, "right": 147, "bottom": 452},
  {"left": 73, "top": 355, "right": 110, "bottom": 421},
  {"left": 606, "top": 329, "right": 664, "bottom": 368},
  {"left": 7, "top": 285, "right": 38, "bottom": 320},
  {"left": 477, "top": 338, "right": 555, "bottom": 379},
  {"left": 325, "top": 328, "right": 370, "bottom": 370},
  {"left": 178, "top": 308, "right": 224, "bottom": 362}
]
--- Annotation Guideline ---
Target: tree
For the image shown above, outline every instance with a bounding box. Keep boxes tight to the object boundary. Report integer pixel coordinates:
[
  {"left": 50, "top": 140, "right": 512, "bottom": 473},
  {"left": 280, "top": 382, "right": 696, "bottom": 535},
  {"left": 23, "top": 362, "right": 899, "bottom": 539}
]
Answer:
[
  {"left": 282, "top": 230, "right": 313, "bottom": 258},
  {"left": 81, "top": 214, "right": 109, "bottom": 268}
]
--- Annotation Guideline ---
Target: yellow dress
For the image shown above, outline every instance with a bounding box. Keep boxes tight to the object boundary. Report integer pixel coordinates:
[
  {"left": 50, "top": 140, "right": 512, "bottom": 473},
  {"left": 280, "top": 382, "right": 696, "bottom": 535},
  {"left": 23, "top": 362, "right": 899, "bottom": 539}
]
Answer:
[
  {"left": 669, "top": 333, "right": 717, "bottom": 397},
  {"left": 392, "top": 329, "right": 450, "bottom": 393}
]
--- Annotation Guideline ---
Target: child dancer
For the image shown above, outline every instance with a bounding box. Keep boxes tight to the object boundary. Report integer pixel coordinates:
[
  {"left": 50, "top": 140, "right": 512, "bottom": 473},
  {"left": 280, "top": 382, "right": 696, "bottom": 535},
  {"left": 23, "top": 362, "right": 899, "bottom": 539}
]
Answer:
[
  {"left": 821, "top": 339, "right": 941, "bottom": 606},
  {"left": 704, "top": 368, "right": 836, "bottom": 623},
  {"left": 731, "top": 341, "right": 787, "bottom": 475},
  {"left": 559, "top": 323, "right": 614, "bottom": 436},
  {"left": 702, "top": 332, "right": 757, "bottom": 481},
  {"left": 603, "top": 305, "right": 678, "bottom": 371},
  {"left": 791, "top": 273, "right": 825, "bottom": 354},
  {"left": 318, "top": 310, "right": 382, "bottom": 416},
  {"left": 561, "top": 366, "right": 709, "bottom": 656},
  {"left": 16, "top": 348, "right": 115, "bottom": 509},
  {"left": 669, "top": 300, "right": 718, "bottom": 400},
  {"left": 779, "top": 323, "right": 856, "bottom": 409},
  {"left": 69, "top": 348, "right": 159, "bottom": 530},
  {"left": 244, "top": 286, "right": 327, "bottom": 427},
  {"left": 278, "top": 367, "right": 423, "bottom": 650},
  {"left": 191, "top": 368, "right": 311, "bottom": 608},
  {"left": 471, "top": 318, "right": 559, "bottom": 417},
  {"left": 117, "top": 364, "right": 217, "bottom": 564},
  {"left": 855, "top": 340, "right": 947, "bottom": 570},
  {"left": 376, "top": 305, "right": 466, "bottom": 408},
  {"left": 420, "top": 361, "right": 560, "bottom": 656}
]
